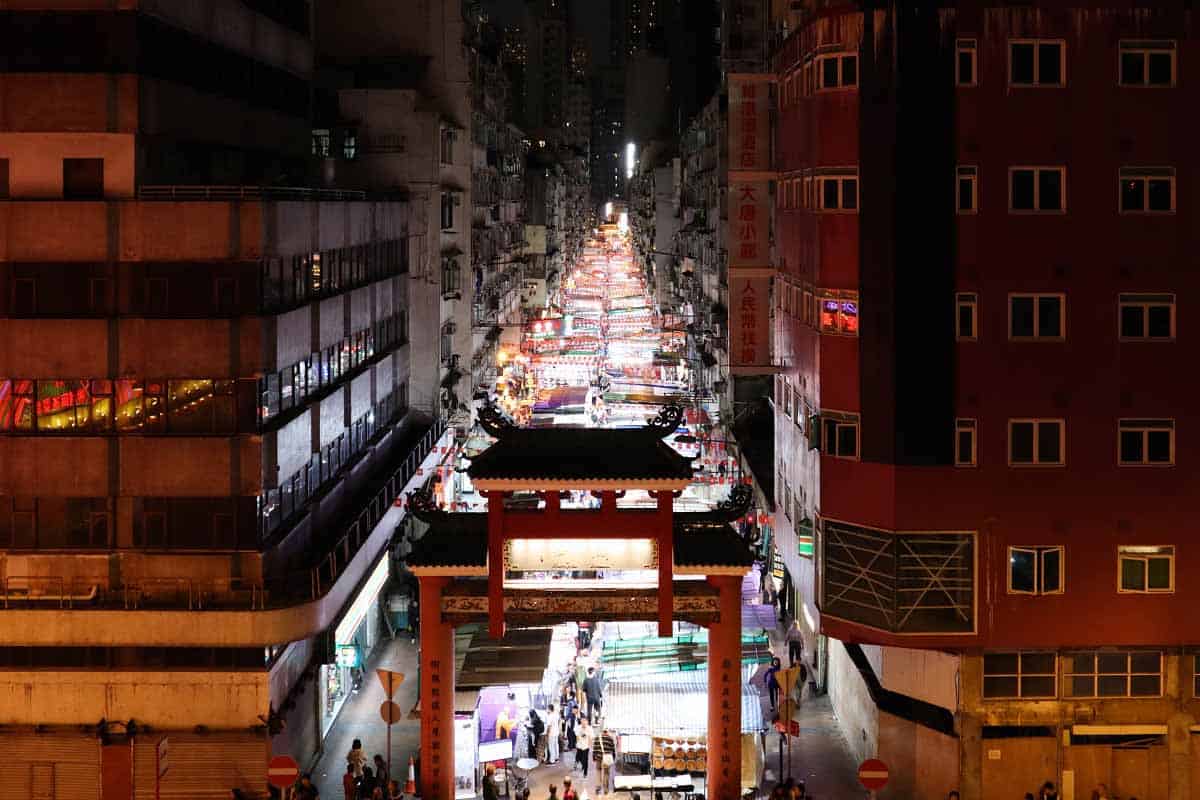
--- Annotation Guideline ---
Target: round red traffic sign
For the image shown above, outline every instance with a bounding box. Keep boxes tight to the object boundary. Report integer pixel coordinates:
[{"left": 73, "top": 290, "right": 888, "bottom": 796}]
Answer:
[
  {"left": 858, "top": 758, "right": 889, "bottom": 790},
  {"left": 267, "top": 755, "right": 300, "bottom": 788}
]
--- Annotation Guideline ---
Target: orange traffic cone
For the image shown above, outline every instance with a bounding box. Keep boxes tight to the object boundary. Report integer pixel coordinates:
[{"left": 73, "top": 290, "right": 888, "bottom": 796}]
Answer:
[{"left": 404, "top": 756, "right": 416, "bottom": 794}]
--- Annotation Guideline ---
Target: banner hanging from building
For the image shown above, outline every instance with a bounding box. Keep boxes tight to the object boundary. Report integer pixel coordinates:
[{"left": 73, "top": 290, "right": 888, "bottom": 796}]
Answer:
[{"left": 727, "top": 73, "right": 775, "bottom": 373}]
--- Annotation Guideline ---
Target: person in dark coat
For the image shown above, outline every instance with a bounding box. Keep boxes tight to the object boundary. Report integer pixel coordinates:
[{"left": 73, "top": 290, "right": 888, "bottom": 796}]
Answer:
[{"left": 582, "top": 667, "right": 603, "bottom": 723}]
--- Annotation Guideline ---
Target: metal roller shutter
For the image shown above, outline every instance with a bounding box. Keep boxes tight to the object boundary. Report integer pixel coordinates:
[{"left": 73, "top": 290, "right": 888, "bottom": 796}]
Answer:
[
  {"left": 0, "top": 732, "right": 101, "bottom": 800},
  {"left": 134, "top": 733, "right": 268, "bottom": 799}
]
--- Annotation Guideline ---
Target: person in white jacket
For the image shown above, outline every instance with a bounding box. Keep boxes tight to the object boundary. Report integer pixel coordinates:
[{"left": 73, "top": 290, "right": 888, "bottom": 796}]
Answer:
[{"left": 545, "top": 704, "right": 561, "bottom": 764}]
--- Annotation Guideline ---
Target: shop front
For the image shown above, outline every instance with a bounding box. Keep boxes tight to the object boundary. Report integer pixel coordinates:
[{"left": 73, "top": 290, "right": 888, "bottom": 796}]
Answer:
[{"left": 319, "top": 553, "right": 391, "bottom": 738}]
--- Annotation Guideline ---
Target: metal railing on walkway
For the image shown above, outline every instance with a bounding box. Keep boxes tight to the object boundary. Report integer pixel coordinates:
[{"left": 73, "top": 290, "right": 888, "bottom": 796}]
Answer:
[{"left": 138, "top": 185, "right": 367, "bottom": 202}]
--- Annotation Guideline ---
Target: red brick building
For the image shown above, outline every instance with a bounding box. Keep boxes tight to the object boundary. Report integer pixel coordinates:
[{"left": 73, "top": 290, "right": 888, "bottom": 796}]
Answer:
[{"left": 771, "top": 3, "right": 1200, "bottom": 797}]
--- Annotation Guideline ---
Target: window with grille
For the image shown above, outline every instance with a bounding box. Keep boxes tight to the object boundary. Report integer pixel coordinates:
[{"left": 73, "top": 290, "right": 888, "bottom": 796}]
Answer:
[
  {"left": 1063, "top": 651, "right": 1161, "bottom": 698},
  {"left": 983, "top": 652, "right": 1056, "bottom": 698}
]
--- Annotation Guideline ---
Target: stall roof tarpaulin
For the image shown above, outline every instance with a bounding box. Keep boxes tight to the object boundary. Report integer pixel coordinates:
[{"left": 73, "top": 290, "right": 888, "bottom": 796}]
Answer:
[{"left": 603, "top": 671, "right": 764, "bottom": 736}]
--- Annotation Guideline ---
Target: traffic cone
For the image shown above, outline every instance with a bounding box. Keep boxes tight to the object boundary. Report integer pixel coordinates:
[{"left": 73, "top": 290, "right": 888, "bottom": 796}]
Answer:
[{"left": 404, "top": 756, "right": 416, "bottom": 794}]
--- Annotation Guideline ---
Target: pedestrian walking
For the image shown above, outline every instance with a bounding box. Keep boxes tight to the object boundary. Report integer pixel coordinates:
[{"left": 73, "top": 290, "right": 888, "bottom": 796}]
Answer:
[
  {"left": 785, "top": 620, "right": 804, "bottom": 667},
  {"left": 347, "top": 739, "right": 367, "bottom": 779},
  {"left": 564, "top": 702, "right": 578, "bottom": 751},
  {"left": 343, "top": 764, "right": 357, "bottom": 800},
  {"left": 765, "top": 657, "right": 782, "bottom": 710},
  {"left": 574, "top": 717, "right": 592, "bottom": 777},
  {"left": 545, "top": 704, "right": 561, "bottom": 764},
  {"left": 372, "top": 754, "right": 389, "bottom": 789},
  {"left": 583, "top": 667, "right": 603, "bottom": 722},
  {"left": 593, "top": 726, "right": 616, "bottom": 795}
]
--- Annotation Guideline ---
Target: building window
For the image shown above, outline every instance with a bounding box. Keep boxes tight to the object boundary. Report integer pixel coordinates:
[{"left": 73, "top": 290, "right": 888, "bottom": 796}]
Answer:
[
  {"left": 1194, "top": 654, "right": 1200, "bottom": 698},
  {"left": 89, "top": 277, "right": 113, "bottom": 314},
  {"left": 1008, "top": 419, "right": 1064, "bottom": 466},
  {"left": 1008, "top": 546, "right": 1063, "bottom": 595},
  {"left": 957, "top": 166, "right": 978, "bottom": 213},
  {"left": 983, "top": 652, "right": 1057, "bottom": 699},
  {"left": 1119, "top": 419, "right": 1174, "bottom": 466},
  {"left": 312, "top": 129, "right": 331, "bottom": 157},
  {"left": 1063, "top": 651, "right": 1162, "bottom": 698},
  {"left": 1119, "top": 40, "right": 1176, "bottom": 87},
  {"left": 1009, "top": 39, "right": 1065, "bottom": 87},
  {"left": 441, "top": 258, "right": 461, "bottom": 294},
  {"left": 817, "top": 291, "right": 858, "bottom": 335},
  {"left": 145, "top": 278, "right": 169, "bottom": 316},
  {"left": 956, "top": 38, "right": 978, "bottom": 86},
  {"left": 342, "top": 130, "right": 358, "bottom": 161},
  {"left": 0, "top": 157, "right": 9, "bottom": 198},
  {"left": 819, "top": 412, "right": 859, "bottom": 459},
  {"left": 1009, "top": 167, "right": 1065, "bottom": 212},
  {"left": 815, "top": 173, "right": 858, "bottom": 212},
  {"left": 1118, "top": 545, "right": 1174, "bottom": 593},
  {"left": 441, "top": 128, "right": 455, "bottom": 164},
  {"left": 815, "top": 52, "right": 858, "bottom": 90},
  {"left": 1119, "top": 293, "right": 1175, "bottom": 341},
  {"left": 1009, "top": 294, "right": 1064, "bottom": 340},
  {"left": 440, "top": 193, "right": 456, "bottom": 230},
  {"left": 955, "top": 418, "right": 976, "bottom": 466},
  {"left": 11, "top": 277, "right": 36, "bottom": 315},
  {"left": 956, "top": 292, "right": 978, "bottom": 341},
  {"left": 1119, "top": 167, "right": 1175, "bottom": 213}
]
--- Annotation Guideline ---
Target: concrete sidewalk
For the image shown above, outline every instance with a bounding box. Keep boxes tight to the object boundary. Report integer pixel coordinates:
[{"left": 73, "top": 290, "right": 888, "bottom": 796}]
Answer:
[{"left": 313, "top": 636, "right": 421, "bottom": 799}]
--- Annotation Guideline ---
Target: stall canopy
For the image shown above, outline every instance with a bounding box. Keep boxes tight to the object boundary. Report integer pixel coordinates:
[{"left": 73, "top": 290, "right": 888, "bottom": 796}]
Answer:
[
  {"left": 600, "top": 631, "right": 772, "bottom": 681},
  {"left": 603, "top": 671, "right": 764, "bottom": 735}
]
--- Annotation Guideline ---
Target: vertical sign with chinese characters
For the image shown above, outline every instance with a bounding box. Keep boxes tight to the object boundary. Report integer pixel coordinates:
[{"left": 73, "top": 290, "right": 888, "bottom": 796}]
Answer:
[
  {"left": 727, "top": 74, "right": 774, "bottom": 373},
  {"left": 707, "top": 574, "right": 744, "bottom": 798}
]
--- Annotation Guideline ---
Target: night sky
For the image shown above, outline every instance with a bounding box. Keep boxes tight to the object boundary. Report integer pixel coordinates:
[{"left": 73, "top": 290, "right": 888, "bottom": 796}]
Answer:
[{"left": 482, "top": 0, "right": 613, "bottom": 67}]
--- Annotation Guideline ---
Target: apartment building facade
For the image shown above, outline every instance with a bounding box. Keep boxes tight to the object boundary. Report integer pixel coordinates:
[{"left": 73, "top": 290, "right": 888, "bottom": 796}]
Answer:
[
  {"left": 0, "top": 1, "right": 453, "bottom": 795},
  {"left": 772, "top": 3, "right": 1200, "bottom": 798}
]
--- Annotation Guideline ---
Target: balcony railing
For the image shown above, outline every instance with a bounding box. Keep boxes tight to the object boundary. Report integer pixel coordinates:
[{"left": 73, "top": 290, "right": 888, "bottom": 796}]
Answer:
[
  {"left": 138, "top": 185, "right": 367, "bottom": 202},
  {"left": 821, "top": 520, "right": 975, "bottom": 635},
  {"left": 0, "top": 420, "right": 448, "bottom": 613}
]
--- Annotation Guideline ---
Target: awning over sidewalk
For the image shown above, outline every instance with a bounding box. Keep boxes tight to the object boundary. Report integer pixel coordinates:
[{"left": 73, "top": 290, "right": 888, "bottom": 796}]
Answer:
[{"left": 603, "top": 671, "right": 764, "bottom": 735}]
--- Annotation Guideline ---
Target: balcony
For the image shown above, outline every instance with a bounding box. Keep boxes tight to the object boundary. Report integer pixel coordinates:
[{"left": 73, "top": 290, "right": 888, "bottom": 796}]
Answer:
[
  {"left": 821, "top": 519, "right": 976, "bottom": 635},
  {"left": 0, "top": 420, "right": 451, "bottom": 647}
]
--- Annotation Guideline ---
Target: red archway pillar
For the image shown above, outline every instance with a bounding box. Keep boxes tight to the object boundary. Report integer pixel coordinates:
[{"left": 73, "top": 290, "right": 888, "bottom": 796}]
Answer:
[
  {"left": 706, "top": 574, "right": 742, "bottom": 798},
  {"left": 419, "top": 575, "right": 455, "bottom": 800}
]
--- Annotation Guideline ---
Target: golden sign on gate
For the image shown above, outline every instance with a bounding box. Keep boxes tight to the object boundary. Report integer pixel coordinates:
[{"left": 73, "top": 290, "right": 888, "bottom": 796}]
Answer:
[{"left": 504, "top": 538, "right": 659, "bottom": 571}]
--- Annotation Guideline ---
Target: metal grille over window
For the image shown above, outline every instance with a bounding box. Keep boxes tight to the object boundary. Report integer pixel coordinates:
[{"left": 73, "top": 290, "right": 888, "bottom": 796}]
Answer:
[{"left": 821, "top": 521, "right": 975, "bottom": 634}]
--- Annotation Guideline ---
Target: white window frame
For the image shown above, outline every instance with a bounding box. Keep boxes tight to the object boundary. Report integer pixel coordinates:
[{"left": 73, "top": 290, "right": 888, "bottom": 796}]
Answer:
[
  {"left": 955, "top": 417, "right": 977, "bottom": 467},
  {"left": 1118, "top": 419, "right": 1175, "bottom": 467},
  {"left": 1118, "top": 293, "right": 1175, "bottom": 341},
  {"left": 1118, "top": 40, "right": 1177, "bottom": 88},
  {"left": 1007, "top": 418, "right": 1065, "bottom": 467},
  {"left": 956, "top": 292, "right": 978, "bottom": 341},
  {"left": 1119, "top": 167, "right": 1176, "bottom": 214},
  {"left": 1118, "top": 545, "right": 1175, "bottom": 594},
  {"left": 1009, "top": 166, "right": 1067, "bottom": 213},
  {"left": 1007, "top": 545, "right": 1064, "bottom": 595},
  {"left": 956, "top": 38, "right": 978, "bottom": 87},
  {"left": 1008, "top": 39, "right": 1066, "bottom": 87},
  {"left": 815, "top": 172, "right": 859, "bottom": 213},
  {"left": 957, "top": 165, "right": 978, "bottom": 214},
  {"left": 814, "top": 51, "right": 859, "bottom": 91},
  {"left": 820, "top": 411, "right": 860, "bottom": 460},
  {"left": 1008, "top": 293, "right": 1066, "bottom": 341}
]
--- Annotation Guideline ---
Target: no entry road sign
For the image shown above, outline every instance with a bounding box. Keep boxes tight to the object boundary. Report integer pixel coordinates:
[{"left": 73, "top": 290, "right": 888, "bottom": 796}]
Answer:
[
  {"left": 858, "top": 758, "right": 889, "bottom": 791},
  {"left": 267, "top": 755, "right": 300, "bottom": 789}
]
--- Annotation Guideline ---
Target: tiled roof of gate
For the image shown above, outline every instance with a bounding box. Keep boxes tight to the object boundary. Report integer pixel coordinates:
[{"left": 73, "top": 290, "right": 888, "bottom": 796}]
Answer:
[{"left": 466, "top": 427, "right": 694, "bottom": 482}]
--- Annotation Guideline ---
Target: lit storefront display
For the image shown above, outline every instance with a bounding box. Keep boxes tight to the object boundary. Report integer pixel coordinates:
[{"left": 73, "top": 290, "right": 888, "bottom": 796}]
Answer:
[{"left": 320, "top": 554, "right": 391, "bottom": 736}]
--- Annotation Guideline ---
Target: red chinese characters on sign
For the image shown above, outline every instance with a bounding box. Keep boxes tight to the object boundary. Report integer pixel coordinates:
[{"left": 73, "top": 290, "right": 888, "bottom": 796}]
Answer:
[
  {"left": 729, "top": 180, "right": 769, "bottom": 269},
  {"left": 728, "top": 75, "right": 770, "bottom": 173},
  {"left": 731, "top": 275, "right": 771, "bottom": 368}
]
